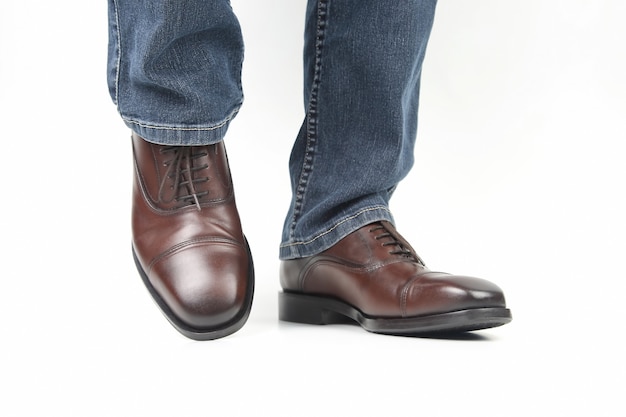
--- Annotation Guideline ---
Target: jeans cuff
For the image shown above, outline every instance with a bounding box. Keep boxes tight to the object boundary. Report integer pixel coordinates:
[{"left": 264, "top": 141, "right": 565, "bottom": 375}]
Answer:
[
  {"left": 124, "top": 117, "right": 233, "bottom": 146},
  {"left": 279, "top": 206, "right": 395, "bottom": 260}
]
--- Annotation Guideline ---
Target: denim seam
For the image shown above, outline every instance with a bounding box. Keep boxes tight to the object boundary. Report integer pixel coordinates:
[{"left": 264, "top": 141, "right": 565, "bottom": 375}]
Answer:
[
  {"left": 121, "top": 107, "right": 240, "bottom": 132},
  {"left": 287, "top": 0, "right": 329, "bottom": 241},
  {"left": 111, "top": 0, "right": 122, "bottom": 106},
  {"left": 280, "top": 205, "right": 392, "bottom": 249}
]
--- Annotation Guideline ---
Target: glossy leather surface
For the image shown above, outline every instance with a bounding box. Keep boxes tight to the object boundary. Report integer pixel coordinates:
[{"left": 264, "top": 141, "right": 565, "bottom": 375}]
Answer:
[
  {"left": 131, "top": 134, "right": 253, "bottom": 338},
  {"left": 281, "top": 221, "right": 507, "bottom": 319}
]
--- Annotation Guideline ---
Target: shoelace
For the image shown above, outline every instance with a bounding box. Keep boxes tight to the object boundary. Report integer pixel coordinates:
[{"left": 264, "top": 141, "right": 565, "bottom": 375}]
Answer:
[
  {"left": 158, "top": 146, "right": 209, "bottom": 211},
  {"left": 370, "top": 223, "right": 425, "bottom": 265}
]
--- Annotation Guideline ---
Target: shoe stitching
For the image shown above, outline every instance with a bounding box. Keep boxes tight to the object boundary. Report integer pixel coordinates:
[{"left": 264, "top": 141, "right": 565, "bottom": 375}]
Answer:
[
  {"left": 147, "top": 236, "right": 244, "bottom": 272},
  {"left": 400, "top": 275, "right": 424, "bottom": 317}
]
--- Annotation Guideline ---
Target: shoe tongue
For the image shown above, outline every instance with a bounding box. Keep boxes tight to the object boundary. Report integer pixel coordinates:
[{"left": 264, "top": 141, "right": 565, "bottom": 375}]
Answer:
[
  {"left": 158, "top": 143, "right": 233, "bottom": 209},
  {"left": 370, "top": 223, "right": 403, "bottom": 250},
  {"left": 134, "top": 135, "right": 233, "bottom": 210},
  {"left": 369, "top": 222, "right": 425, "bottom": 264}
]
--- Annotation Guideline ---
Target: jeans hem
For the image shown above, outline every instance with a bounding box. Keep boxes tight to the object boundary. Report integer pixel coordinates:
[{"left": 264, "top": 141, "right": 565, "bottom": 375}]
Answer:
[
  {"left": 122, "top": 108, "right": 239, "bottom": 146},
  {"left": 278, "top": 206, "right": 395, "bottom": 260}
]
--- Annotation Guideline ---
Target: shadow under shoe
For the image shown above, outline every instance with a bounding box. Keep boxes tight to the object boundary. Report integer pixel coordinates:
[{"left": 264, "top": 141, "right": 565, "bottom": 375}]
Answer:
[{"left": 131, "top": 133, "right": 254, "bottom": 340}]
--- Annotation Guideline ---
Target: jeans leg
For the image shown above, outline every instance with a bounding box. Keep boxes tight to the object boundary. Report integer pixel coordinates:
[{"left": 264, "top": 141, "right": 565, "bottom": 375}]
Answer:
[
  {"left": 107, "top": 0, "right": 244, "bottom": 145},
  {"left": 280, "top": 0, "right": 438, "bottom": 259}
]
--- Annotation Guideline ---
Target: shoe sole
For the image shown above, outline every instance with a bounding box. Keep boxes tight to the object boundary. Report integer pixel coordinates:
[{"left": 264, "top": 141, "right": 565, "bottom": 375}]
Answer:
[
  {"left": 279, "top": 291, "right": 511, "bottom": 335},
  {"left": 132, "top": 239, "right": 254, "bottom": 341}
]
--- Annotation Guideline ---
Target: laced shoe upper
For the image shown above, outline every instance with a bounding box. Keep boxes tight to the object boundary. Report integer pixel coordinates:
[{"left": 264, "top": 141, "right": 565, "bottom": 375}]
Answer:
[
  {"left": 131, "top": 134, "right": 252, "bottom": 331},
  {"left": 134, "top": 138, "right": 234, "bottom": 212},
  {"left": 280, "top": 221, "right": 506, "bottom": 318},
  {"left": 157, "top": 145, "right": 211, "bottom": 210}
]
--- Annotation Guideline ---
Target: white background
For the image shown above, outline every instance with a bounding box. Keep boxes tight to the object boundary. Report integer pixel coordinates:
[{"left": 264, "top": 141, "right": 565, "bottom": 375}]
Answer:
[{"left": 1, "top": 1, "right": 624, "bottom": 416}]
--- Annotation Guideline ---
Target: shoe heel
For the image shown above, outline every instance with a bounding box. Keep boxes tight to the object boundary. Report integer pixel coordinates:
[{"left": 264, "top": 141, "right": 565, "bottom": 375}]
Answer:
[{"left": 279, "top": 292, "right": 350, "bottom": 325}]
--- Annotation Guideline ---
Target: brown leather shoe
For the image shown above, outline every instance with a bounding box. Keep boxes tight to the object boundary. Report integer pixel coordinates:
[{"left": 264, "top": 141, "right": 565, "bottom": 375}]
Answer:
[
  {"left": 279, "top": 221, "right": 511, "bottom": 334},
  {"left": 131, "top": 133, "right": 254, "bottom": 340}
]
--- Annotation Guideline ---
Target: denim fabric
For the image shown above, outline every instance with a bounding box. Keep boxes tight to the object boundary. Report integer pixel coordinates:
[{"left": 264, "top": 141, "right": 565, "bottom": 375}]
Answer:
[
  {"left": 107, "top": 0, "right": 244, "bottom": 144},
  {"left": 107, "top": 0, "right": 437, "bottom": 259},
  {"left": 280, "top": 0, "right": 437, "bottom": 259}
]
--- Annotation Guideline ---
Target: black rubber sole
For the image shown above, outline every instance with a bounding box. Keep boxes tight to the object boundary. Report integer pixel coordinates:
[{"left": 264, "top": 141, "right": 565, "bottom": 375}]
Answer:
[
  {"left": 279, "top": 291, "right": 511, "bottom": 335},
  {"left": 132, "top": 239, "right": 254, "bottom": 341}
]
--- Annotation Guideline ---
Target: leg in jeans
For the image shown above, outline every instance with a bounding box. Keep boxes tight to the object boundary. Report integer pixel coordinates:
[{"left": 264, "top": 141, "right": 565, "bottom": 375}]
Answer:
[
  {"left": 108, "top": 0, "right": 254, "bottom": 340},
  {"left": 108, "top": 0, "right": 244, "bottom": 145},
  {"left": 280, "top": 0, "right": 439, "bottom": 259},
  {"left": 279, "top": 0, "right": 512, "bottom": 334}
]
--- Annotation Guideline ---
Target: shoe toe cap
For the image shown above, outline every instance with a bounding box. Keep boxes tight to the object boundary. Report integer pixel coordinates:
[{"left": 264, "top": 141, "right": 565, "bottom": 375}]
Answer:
[
  {"left": 403, "top": 273, "right": 507, "bottom": 316},
  {"left": 150, "top": 243, "right": 251, "bottom": 329}
]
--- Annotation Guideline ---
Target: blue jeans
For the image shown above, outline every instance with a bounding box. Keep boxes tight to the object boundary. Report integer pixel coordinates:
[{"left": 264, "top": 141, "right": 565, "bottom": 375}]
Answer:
[{"left": 107, "top": 0, "right": 438, "bottom": 259}]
